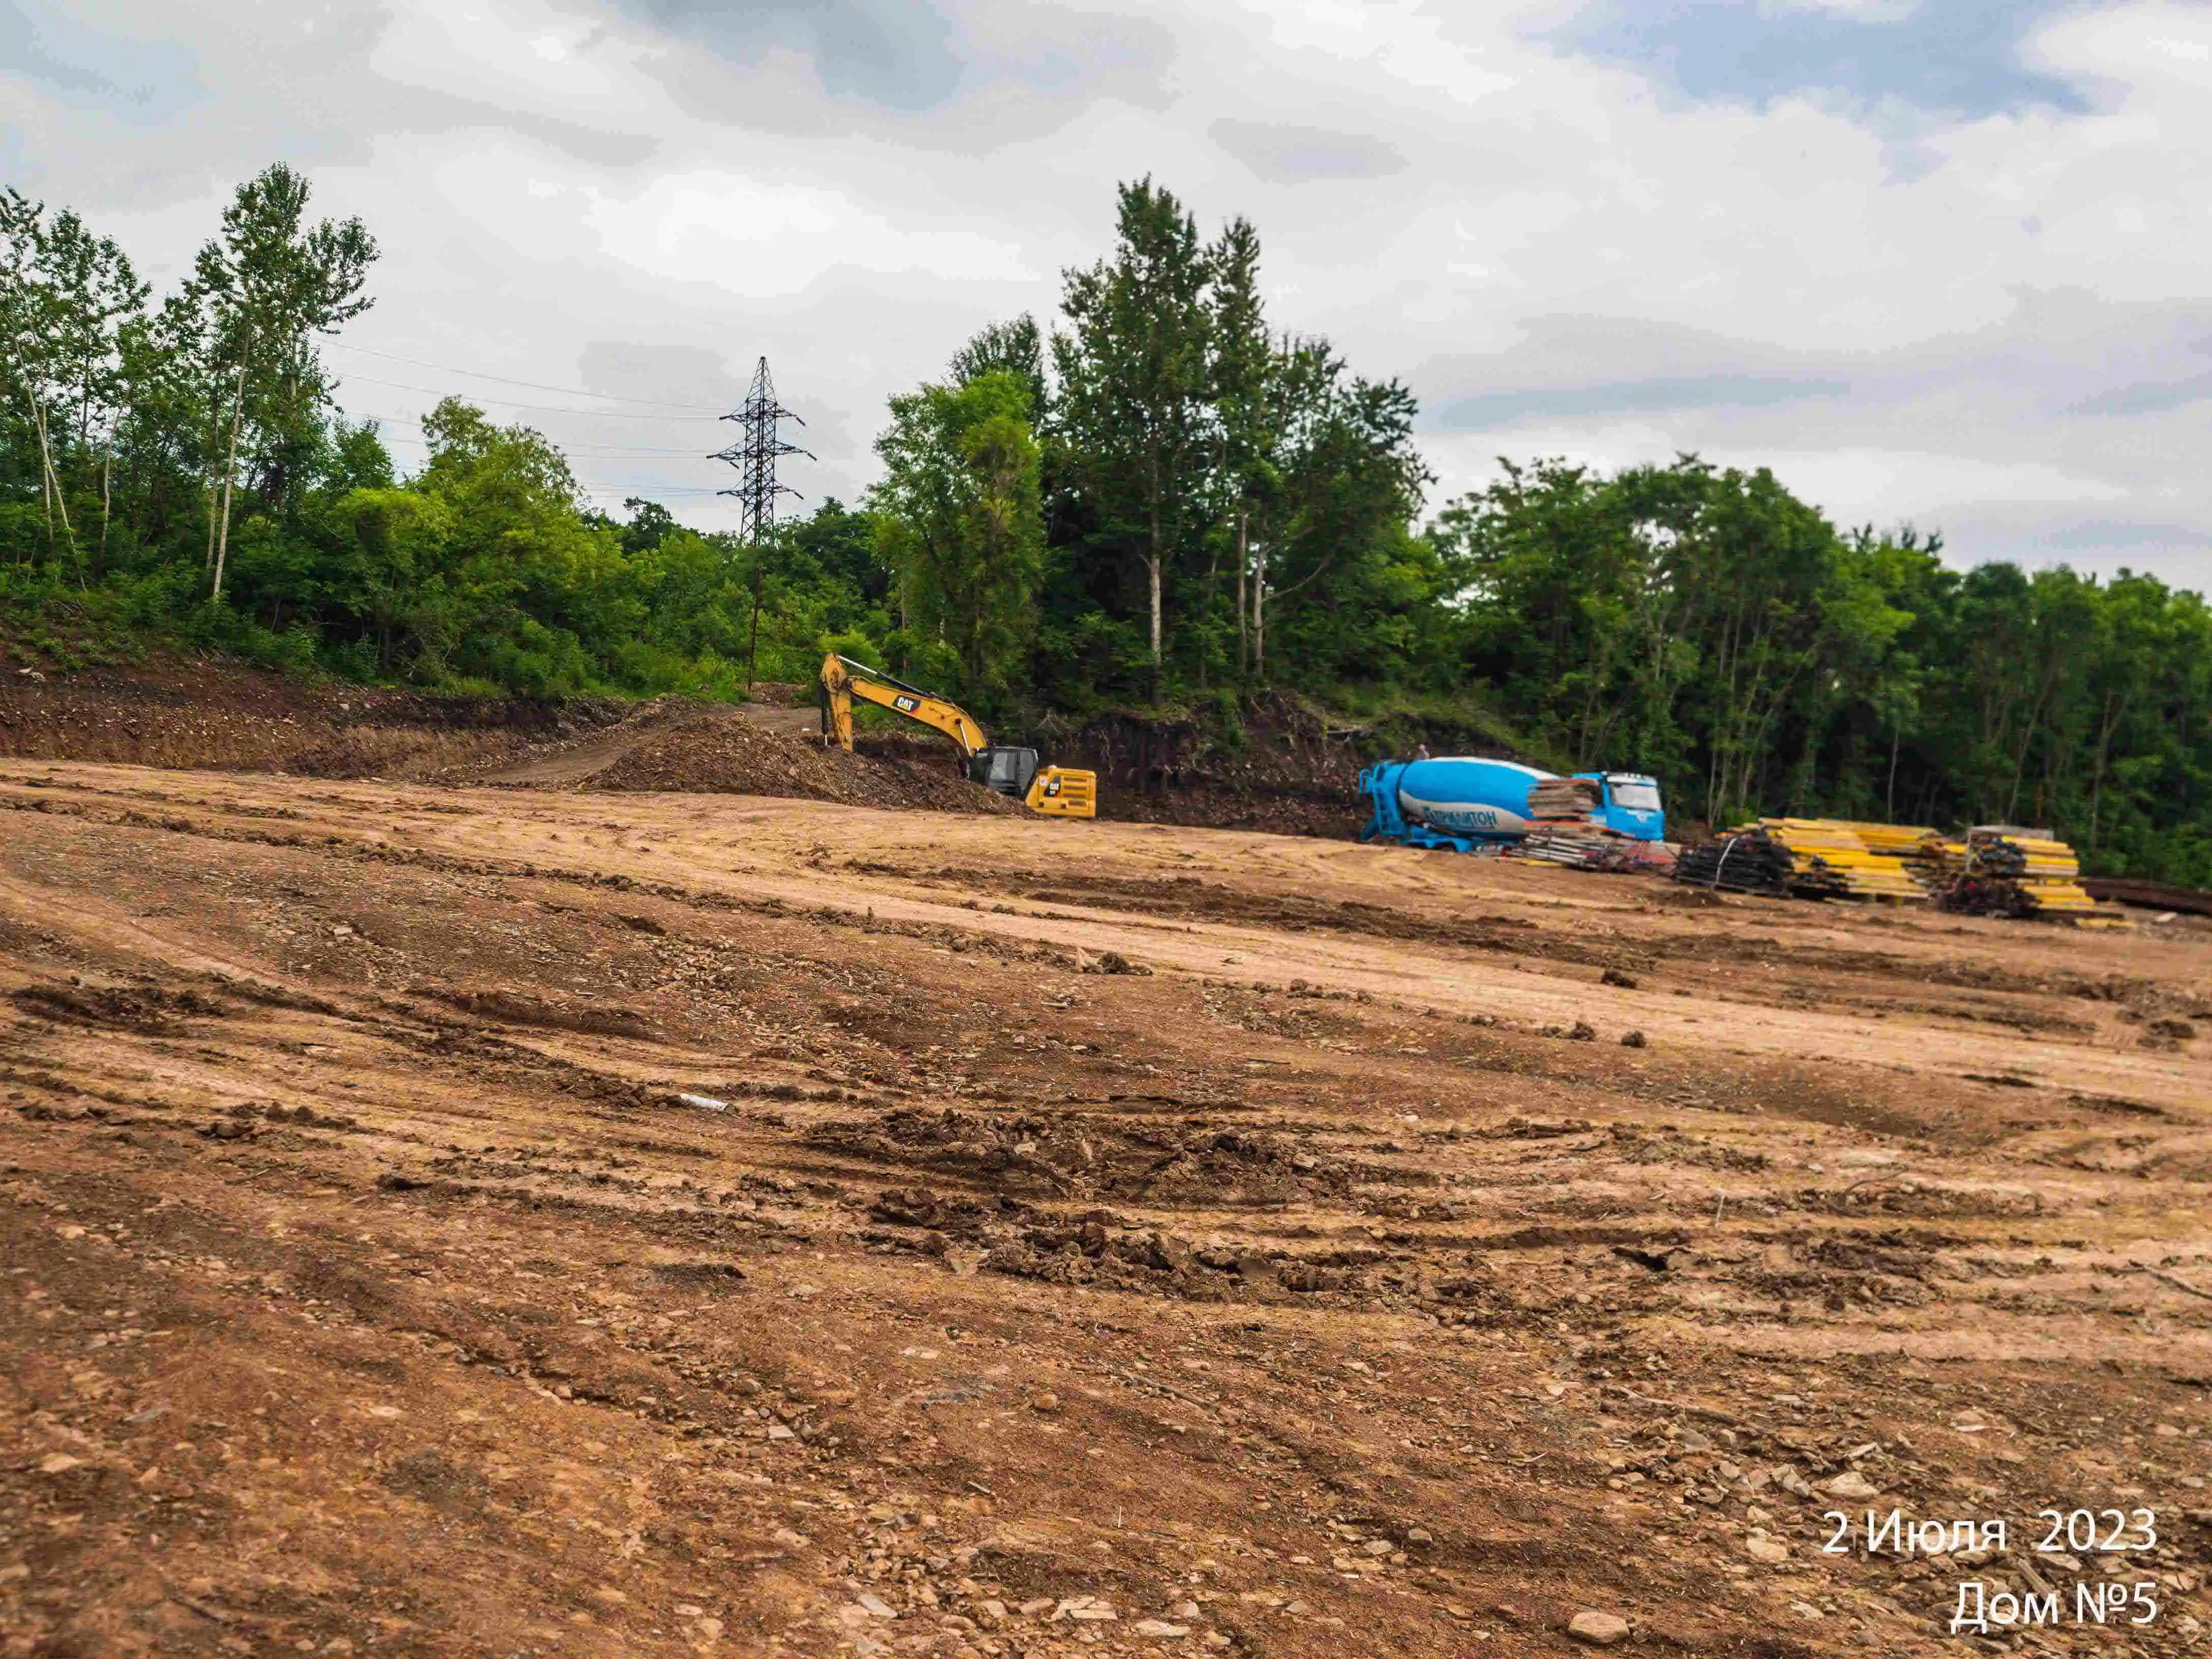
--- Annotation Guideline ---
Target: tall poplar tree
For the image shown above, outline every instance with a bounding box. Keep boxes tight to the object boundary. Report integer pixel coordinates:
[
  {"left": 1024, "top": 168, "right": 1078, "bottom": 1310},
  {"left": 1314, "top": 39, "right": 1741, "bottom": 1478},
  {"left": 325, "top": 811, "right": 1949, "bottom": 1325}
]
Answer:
[
  {"left": 1205, "top": 216, "right": 1274, "bottom": 679},
  {"left": 1052, "top": 178, "right": 1211, "bottom": 700},
  {"left": 191, "top": 164, "right": 376, "bottom": 600}
]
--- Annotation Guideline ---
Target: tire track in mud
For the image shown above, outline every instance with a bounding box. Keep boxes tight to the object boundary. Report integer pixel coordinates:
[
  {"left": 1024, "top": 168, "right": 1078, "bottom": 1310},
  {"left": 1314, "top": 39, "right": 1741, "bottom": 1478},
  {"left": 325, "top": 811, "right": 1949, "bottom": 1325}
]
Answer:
[
  {"left": 2, "top": 761, "right": 2209, "bottom": 1656},
  {"left": 8, "top": 771, "right": 2204, "bottom": 1115}
]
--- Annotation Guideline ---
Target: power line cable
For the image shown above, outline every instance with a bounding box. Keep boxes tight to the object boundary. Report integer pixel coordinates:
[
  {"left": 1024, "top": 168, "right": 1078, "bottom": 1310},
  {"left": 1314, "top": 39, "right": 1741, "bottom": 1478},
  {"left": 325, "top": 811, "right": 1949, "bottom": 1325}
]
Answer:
[
  {"left": 333, "top": 373, "right": 726, "bottom": 420},
  {"left": 327, "top": 342, "right": 729, "bottom": 411},
  {"left": 365, "top": 424, "right": 718, "bottom": 458},
  {"left": 576, "top": 481, "right": 731, "bottom": 493}
]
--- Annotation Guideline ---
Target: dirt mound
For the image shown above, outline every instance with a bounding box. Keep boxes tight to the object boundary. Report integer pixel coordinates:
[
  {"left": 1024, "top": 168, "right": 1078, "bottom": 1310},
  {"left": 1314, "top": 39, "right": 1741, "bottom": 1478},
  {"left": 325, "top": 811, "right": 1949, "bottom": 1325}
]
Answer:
[
  {"left": 0, "top": 657, "right": 1011, "bottom": 814},
  {"left": 4, "top": 649, "right": 1553, "bottom": 833},
  {"left": 1057, "top": 696, "right": 1367, "bottom": 834},
  {"left": 0, "top": 657, "right": 618, "bottom": 779},
  {"left": 580, "top": 708, "right": 1017, "bottom": 815}
]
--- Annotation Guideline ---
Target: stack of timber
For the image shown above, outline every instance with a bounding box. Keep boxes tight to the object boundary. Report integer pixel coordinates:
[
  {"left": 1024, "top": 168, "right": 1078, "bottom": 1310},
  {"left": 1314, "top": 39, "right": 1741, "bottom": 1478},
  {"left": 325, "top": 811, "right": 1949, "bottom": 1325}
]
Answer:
[
  {"left": 1677, "top": 817, "right": 2132, "bottom": 925},
  {"left": 1508, "top": 823, "right": 1668, "bottom": 873},
  {"left": 1941, "top": 830, "right": 2130, "bottom": 927},
  {"left": 1838, "top": 820, "right": 1940, "bottom": 859},
  {"left": 1903, "top": 834, "right": 1968, "bottom": 896},
  {"left": 1759, "top": 818, "right": 1926, "bottom": 901},
  {"left": 1671, "top": 826, "right": 1798, "bottom": 895},
  {"left": 1673, "top": 818, "right": 1925, "bottom": 900},
  {"left": 1526, "top": 776, "right": 1603, "bottom": 821}
]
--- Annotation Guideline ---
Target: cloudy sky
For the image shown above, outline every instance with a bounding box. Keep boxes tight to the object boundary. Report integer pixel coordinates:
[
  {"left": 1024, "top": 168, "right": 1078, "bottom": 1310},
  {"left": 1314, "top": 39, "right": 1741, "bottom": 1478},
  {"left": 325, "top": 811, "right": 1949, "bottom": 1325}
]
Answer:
[{"left": 7, "top": 0, "right": 2211, "bottom": 583}]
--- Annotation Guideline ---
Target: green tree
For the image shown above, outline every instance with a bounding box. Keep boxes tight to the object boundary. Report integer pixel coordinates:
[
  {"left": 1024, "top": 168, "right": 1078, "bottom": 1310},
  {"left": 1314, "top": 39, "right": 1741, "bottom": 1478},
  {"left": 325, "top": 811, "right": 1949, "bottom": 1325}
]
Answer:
[
  {"left": 0, "top": 193, "right": 146, "bottom": 577},
  {"left": 872, "top": 370, "right": 1044, "bottom": 708},
  {"left": 1053, "top": 178, "right": 1212, "bottom": 698},
  {"left": 0, "top": 189, "right": 74, "bottom": 569},
  {"left": 1205, "top": 215, "right": 1273, "bottom": 680},
  {"left": 190, "top": 164, "right": 376, "bottom": 601},
  {"left": 950, "top": 314, "right": 1047, "bottom": 423},
  {"left": 1256, "top": 357, "right": 1430, "bottom": 689}
]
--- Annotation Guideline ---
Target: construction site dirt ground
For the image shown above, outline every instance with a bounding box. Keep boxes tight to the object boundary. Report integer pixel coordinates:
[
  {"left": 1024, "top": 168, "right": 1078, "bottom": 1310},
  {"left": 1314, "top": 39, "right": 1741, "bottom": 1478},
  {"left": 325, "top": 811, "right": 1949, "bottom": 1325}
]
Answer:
[{"left": 2, "top": 760, "right": 2209, "bottom": 1658}]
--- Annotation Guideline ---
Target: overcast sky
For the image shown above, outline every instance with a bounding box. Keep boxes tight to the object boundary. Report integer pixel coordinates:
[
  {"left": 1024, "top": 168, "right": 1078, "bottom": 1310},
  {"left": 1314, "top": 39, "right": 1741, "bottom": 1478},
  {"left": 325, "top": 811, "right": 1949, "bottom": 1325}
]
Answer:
[{"left": 7, "top": 0, "right": 2211, "bottom": 583}]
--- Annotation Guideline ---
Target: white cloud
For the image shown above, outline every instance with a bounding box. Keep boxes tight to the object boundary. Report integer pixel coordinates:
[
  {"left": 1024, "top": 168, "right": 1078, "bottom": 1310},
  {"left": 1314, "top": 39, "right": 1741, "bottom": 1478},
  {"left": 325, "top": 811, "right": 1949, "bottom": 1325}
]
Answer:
[
  {"left": 1246, "top": 1, "right": 1519, "bottom": 104},
  {"left": 369, "top": 1, "right": 642, "bottom": 118},
  {"left": 1421, "top": 425, "right": 2132, "bottom": 529},
  {"left": 8, "top": 0, "right": 2211, "bottom": 585},
  {"left": 1758, "top": 0, "right": 1920, "bottom": 18},
  {"left": 582, "top": 171, "right": 1038, "bottom": 296}
]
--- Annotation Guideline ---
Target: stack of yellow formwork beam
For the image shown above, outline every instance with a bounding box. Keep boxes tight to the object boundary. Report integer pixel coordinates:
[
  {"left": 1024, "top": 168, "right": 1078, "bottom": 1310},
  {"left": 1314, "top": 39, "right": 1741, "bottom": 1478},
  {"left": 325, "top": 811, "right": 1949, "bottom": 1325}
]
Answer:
[
  {"left": 1752, "top": 818, "right": 1927, "bottom": 901},
  {"left": 1838, "top": 821, "right": 1940, "bottom": 857},
  {"left": 1944, "top": 830, "right": 2133, "bottom": 928},
  {"left": 1689, "top": 818, "right": 2132, "bottom": 924},
  {"left": 1835, "top": 820, "right": 1946, "bottom": 895}
]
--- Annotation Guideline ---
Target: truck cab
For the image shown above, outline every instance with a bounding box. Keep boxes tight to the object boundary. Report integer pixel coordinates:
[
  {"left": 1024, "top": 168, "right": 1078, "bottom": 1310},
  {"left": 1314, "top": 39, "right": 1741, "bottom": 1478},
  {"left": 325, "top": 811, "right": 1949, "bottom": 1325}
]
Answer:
[{"left": 1574, "top": 772, "right": 1666, "bottom": 841}]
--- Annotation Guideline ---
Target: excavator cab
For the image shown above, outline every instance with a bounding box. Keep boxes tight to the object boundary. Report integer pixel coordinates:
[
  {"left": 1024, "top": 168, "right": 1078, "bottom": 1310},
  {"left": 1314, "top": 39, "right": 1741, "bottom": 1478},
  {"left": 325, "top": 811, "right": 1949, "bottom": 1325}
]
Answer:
[{"left": 971, "top": 745, "right": 1039, "bottom": 797}]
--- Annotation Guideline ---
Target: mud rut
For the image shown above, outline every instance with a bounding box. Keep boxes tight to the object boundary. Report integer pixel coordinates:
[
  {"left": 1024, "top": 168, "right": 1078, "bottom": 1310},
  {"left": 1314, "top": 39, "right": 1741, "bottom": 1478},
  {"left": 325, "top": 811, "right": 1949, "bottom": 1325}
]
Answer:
[{"left": 1, "top": 760, "right": 2208, "bottom": 1658}]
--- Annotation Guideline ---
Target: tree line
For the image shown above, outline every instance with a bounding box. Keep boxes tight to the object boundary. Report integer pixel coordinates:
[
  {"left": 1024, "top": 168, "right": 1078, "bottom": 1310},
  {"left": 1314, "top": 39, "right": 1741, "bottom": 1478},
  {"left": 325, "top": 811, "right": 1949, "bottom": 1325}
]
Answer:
[
  {"left": 1436, "top": 460, "right": 2212, "bottom": 884},
  {"left": 3, "top": 167, "right": 2207, "bottom": 883}
]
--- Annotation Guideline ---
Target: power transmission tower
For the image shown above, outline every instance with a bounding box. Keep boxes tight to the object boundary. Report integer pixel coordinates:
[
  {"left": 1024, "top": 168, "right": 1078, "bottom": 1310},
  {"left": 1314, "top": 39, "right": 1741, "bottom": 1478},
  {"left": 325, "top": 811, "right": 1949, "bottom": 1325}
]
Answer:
[
  {"left": 712, "top": 357, "right": 813, "bottom": 692},
  {"left": 712, "top": 356, "right": 813, "bottom": 542}
]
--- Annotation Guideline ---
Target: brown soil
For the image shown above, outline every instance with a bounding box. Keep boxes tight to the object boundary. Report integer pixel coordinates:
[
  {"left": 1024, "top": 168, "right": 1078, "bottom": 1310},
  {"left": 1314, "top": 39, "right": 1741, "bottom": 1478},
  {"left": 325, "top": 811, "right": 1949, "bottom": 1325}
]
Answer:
[
  {"left": 0, "top": 658, "right": 625, "bottom": 780},
  {"left": 0, "top": 658, "right": 1402, "bottom": 831},
  {"left": 1058, "top": 700, "right": 1383, "bottom": 838},
  {"left": 0, "top": 660, "right": 1012, "bottom": 816},
  {"left": 575, "top": 711, "right": 1016, "bottom": 817},
  {"left": 2, "top": 759, "right": 2208, "bottom": 1657}
]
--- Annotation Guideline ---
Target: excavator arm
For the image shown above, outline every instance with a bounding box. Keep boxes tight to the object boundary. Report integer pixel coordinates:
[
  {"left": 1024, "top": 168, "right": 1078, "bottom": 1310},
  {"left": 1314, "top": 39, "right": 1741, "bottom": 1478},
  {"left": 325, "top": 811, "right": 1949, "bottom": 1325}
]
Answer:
[
  {"left": 819, "top": 654, "right": 988, "bottom": 756},
  {"left": 817, "top": 652, "right": 1097, "bottom": 819}
]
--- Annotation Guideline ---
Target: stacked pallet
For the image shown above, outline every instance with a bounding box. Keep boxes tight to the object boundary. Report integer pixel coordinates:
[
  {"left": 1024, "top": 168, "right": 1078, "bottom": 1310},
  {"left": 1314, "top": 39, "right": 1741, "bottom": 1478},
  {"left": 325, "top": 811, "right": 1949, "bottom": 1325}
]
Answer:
[
  {"left": 1941, "top": 830, "right": 2128, "bottom": 927},
  {"left": 1526, "top": 776, "right": 1602, "bottom": 821},
  {"left": 1757, "top": 818, "right": 1927, "bottom": 901}
]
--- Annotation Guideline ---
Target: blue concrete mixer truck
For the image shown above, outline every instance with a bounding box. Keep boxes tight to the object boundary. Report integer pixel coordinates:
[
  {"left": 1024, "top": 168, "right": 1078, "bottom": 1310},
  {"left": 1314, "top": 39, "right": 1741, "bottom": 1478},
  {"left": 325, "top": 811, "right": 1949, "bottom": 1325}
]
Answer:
[{"left": 1357, "top": 757, "right": 1665, "bottom": 852}]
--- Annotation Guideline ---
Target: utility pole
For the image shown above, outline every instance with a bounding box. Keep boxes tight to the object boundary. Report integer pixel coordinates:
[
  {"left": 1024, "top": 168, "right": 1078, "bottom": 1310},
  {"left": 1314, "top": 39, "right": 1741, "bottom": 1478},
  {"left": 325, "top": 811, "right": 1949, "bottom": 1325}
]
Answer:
[{"left": 712, "top": 357, "right": 813, "bottom": 690}]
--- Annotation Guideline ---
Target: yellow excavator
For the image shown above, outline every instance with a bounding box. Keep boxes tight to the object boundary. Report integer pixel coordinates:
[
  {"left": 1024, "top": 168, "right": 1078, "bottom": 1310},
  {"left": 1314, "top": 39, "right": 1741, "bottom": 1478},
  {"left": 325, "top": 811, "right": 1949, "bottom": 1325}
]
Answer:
[{"left": 818, "top": 653, "right": 1097, "bottom": 818}]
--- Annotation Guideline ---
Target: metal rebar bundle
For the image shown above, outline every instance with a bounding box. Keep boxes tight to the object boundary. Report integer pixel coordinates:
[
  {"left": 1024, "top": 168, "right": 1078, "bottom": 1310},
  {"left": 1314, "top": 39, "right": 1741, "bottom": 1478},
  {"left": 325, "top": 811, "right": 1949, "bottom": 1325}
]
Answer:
[{"left": 1671, "top": 827, "right": 1796, "bottom": 895}]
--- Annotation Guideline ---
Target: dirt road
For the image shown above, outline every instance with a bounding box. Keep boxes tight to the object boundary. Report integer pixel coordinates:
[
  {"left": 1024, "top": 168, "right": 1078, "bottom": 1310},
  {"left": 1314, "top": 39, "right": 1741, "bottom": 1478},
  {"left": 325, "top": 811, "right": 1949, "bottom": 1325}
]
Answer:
[{"left": 2, "top": 760, "right": 2207, "bottom": 1657}]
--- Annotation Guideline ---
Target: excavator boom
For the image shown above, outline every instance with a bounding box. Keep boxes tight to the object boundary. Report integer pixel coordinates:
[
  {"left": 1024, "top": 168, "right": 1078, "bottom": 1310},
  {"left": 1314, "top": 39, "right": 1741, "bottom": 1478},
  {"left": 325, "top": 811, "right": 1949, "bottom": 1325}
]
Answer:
[
  {"left": 820, "top": 655, "right": 988, "bottom": 755},
  {"left": 818, "top": 653, "right": 1096, "bottom": 818}
]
